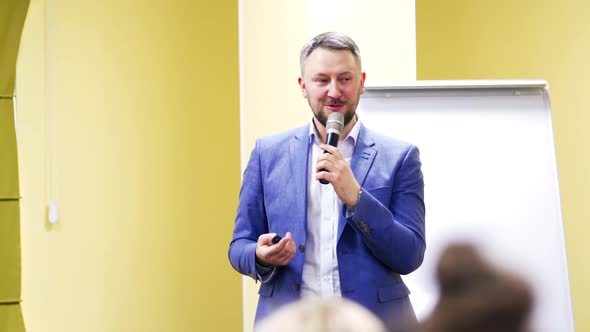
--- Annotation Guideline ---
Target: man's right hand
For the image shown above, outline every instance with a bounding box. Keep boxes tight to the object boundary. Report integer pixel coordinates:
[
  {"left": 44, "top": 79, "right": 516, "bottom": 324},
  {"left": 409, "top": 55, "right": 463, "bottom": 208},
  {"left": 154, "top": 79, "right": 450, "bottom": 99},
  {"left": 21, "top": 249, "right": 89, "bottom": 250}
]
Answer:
[{"left": 255, "top": 232, "right": 296, "bottom": 266}]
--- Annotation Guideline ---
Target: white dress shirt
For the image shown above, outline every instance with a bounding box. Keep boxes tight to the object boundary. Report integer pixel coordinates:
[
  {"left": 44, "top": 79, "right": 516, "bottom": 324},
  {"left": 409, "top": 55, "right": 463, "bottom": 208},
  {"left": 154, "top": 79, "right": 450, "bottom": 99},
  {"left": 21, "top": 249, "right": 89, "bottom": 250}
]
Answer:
[{"left": 300, "top": 118, "right": 361, "bottom": 298}]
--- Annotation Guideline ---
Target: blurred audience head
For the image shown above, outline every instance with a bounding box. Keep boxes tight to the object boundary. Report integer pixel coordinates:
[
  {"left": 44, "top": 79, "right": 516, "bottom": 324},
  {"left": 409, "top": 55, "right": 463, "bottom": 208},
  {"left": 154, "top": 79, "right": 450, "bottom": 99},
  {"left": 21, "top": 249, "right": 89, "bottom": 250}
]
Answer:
[
  {"left": 256, "top": 297, "right": 387, "bottom": 332},
  {"left": 256, "top": 244, "right": 533, "bottom": 332},
  {"left": 416, "top": 243, "right": 533, "bottom": 332}
]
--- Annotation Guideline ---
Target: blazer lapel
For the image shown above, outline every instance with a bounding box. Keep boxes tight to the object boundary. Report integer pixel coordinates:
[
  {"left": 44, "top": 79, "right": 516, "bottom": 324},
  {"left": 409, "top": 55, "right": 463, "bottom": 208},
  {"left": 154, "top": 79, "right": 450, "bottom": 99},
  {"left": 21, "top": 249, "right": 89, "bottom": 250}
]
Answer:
[
  {"left": 289, "top": 127, "right": 310, "bottom": 240},
  {"left": 351, "top": 131, "right": 377, "bottom": 187}
]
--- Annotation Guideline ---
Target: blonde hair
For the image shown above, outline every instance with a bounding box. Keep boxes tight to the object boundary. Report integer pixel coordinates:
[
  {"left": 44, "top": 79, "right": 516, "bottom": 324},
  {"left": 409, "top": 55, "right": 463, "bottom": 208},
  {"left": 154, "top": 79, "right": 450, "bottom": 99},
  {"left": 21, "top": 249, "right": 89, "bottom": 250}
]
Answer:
[{"left": 256, "top": 298, "right": 387, "bottom": 332}]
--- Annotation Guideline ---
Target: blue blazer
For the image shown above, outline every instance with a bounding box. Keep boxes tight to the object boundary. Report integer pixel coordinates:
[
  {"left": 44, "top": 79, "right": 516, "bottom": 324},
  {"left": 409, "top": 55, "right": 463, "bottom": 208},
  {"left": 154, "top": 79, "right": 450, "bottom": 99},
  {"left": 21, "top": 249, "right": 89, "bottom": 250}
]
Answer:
[{"left": 229, "top": 123, "right": 425, "bottom": 325}]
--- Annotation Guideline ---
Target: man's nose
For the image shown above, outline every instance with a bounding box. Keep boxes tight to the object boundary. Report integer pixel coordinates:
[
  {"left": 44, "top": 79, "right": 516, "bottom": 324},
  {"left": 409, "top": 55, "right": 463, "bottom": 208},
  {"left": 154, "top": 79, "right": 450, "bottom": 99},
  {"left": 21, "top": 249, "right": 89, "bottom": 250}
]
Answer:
[{"left": 327, "top": 81, "right": 341, "bottom": 99}]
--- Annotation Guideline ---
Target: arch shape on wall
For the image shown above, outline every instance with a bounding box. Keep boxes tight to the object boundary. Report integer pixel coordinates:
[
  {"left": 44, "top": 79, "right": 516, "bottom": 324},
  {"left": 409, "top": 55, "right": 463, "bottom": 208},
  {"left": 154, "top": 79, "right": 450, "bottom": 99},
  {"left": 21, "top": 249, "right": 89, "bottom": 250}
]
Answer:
[{"left": 0, "top": 0, "right": 30, "bottom": 330}]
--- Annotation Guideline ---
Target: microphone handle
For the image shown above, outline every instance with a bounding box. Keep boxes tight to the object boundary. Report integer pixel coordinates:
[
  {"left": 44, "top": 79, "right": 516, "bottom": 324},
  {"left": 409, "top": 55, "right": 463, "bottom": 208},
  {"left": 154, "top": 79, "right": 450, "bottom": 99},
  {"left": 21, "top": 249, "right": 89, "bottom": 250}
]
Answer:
[{"left": 319, "top": 132, "right": 340, "bottom": 185}]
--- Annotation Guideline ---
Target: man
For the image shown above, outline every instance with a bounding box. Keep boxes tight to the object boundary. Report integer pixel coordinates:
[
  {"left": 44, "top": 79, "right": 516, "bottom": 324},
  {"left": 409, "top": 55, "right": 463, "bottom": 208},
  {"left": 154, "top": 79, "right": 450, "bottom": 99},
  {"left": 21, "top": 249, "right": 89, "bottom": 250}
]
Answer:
[{"left": 229, "top": 32, "right": 425, "bottom": 327}]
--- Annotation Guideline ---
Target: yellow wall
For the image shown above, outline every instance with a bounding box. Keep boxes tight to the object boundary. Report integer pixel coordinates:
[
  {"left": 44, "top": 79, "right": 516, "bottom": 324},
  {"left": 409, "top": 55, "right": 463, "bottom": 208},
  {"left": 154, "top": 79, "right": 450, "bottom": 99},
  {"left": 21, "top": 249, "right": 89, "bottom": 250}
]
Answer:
[
  {"left": 416, "top": 0, "right": 589, "bottom": 330},
  {"left": 16, "top": 1, "right": 242, "bottom": 331}
]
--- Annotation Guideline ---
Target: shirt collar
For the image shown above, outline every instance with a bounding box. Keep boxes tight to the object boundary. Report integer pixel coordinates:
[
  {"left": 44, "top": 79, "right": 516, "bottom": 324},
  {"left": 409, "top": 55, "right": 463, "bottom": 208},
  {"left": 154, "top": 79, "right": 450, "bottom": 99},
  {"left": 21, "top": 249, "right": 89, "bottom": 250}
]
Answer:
[{"left": 308, "top": 115, "right": 361, "bottom": 146}]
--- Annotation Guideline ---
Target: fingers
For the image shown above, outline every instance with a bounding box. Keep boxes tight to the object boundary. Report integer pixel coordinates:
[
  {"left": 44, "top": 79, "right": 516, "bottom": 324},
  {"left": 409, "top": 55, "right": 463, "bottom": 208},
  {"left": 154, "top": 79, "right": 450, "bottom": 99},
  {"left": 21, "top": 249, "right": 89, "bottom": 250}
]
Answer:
[
  {"left": 316, "top": 145, "right": 346, "bottom": 173},
  {"left": 316, "top": 147, "right": 350, "bottom": 184},
  {"left": 274, "top": 232, "right": 296, "bottom": 265},
  {"left": 257, "top": 233, "right": 277, "bottom": 246},
  {"left": 256, "top": 232, "right": 296, "bottom": 266},
  {"left": 315, "top": 145, "right": 361, "bottom": 206},
  {"left": 319, "top": 144, "right": 342, "bottom": 157}
]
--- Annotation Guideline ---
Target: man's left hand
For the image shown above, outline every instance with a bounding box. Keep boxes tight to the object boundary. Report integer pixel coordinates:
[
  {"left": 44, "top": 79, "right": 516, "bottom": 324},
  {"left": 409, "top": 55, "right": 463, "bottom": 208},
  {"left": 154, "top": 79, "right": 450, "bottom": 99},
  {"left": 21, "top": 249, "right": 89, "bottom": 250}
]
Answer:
[{"left": 316, "top": 144, "right": 361, "bottom": 208}]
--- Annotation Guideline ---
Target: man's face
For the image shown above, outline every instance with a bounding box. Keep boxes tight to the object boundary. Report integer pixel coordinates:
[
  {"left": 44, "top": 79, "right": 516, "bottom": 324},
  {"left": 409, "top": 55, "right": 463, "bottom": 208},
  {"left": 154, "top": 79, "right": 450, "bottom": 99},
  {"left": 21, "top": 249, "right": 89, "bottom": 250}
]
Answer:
[{"left": 298, "top": 48, "right": 366, "bottom": 128}]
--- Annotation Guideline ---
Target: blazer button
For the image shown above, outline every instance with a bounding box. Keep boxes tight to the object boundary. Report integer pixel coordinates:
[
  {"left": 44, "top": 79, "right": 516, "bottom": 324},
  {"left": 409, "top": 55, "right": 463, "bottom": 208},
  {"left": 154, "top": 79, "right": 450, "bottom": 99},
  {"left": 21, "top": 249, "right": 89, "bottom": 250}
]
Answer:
[
  {"left": 299, "top": 245, "right": 305, "bottom": 253},
  {"left": 292, "top": 284, "right": 300, "bottom": 291}
]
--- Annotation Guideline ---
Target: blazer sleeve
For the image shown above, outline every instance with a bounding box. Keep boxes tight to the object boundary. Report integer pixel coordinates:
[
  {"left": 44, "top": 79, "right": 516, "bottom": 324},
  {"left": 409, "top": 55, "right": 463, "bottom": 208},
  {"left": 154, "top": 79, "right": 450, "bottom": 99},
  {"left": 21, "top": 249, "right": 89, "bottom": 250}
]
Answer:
[
  {"left": 346, "top": 145, "right": 426, "bottom": 274},
  {"left": 228, "top": 139, "right": 270, "bottom": 281}
]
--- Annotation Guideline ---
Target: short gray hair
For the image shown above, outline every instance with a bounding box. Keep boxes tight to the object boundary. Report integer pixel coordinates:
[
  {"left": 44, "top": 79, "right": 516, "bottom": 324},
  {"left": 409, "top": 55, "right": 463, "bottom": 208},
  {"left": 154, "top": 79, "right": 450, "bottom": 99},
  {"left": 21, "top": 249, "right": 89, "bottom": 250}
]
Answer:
[{"left": 299, "top": 32, "right": 362, "bottom": 75}]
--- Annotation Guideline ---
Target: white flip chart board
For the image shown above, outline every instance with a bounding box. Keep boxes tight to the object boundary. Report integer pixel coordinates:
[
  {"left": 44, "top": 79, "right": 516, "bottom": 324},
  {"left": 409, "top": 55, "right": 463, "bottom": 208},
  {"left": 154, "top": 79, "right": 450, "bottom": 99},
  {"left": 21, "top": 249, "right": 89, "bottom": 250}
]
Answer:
[{"left": 356, "top": 80, "right": 574, "bottom": 332}]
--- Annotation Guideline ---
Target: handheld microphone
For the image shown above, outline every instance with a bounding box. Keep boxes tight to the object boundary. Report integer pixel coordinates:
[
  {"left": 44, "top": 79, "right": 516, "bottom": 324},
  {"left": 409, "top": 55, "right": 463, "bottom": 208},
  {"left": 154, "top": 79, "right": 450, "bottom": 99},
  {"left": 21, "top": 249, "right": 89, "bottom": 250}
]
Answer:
[{"left": 319, "top": 112, "right": 344, "bottom": 185}]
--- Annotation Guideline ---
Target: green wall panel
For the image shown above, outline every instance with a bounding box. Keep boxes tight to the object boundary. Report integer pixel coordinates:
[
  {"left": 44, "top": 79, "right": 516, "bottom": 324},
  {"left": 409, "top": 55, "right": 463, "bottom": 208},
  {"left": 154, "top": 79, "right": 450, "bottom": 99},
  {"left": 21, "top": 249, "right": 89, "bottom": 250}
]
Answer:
[
  {"left": 0, "top": 99, "right": 19, "bottom": 199},
  {"left": 0, "top": 0, "right": 29, "bottom": 96},
  {"left": 0, "top": 200, "right": 21, "bottom": 303},
  {"left": 1, "top": 0, "right": 29, "bottom": 330},
  {"left": 0, "top": 304, "right": 25, "bottom": 331}
]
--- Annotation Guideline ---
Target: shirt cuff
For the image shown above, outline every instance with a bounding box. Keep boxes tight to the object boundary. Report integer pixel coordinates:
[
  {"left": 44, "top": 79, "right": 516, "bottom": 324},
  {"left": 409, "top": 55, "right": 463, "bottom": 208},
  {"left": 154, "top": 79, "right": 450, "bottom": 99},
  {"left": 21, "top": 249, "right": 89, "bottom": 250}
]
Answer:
[
  {"left": 255, "top": 261, "right": 278, "bottom": 284},
  {"left": 345, "top": 190, "right": 362, "bottom": 218},
  {"left": 345, "top": 205, "right": 356, "bottom": 219}
]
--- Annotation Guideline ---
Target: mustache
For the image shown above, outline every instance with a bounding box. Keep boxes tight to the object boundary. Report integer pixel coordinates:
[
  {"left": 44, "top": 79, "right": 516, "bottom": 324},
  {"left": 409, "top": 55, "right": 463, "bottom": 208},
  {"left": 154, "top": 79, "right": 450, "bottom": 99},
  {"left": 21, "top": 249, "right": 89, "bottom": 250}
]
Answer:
[{"left": 325, "top": 99, "right": 346, "bottom": 105}]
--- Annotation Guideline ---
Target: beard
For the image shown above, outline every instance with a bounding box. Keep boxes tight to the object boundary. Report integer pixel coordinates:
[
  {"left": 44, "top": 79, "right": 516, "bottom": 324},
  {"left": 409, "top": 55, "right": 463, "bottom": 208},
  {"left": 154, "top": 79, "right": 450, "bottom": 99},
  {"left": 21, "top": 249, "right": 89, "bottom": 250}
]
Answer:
[{"left": 312, "top": 100, "right": 357, "bottom": 128}]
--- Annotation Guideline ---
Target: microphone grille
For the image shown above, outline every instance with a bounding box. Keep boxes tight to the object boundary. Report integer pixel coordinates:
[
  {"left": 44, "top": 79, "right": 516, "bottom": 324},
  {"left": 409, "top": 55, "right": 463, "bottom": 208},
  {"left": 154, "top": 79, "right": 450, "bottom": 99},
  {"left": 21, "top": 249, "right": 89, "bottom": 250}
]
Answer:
[{"left": 326, "top": 112, "right": 344, "bottom": 134}]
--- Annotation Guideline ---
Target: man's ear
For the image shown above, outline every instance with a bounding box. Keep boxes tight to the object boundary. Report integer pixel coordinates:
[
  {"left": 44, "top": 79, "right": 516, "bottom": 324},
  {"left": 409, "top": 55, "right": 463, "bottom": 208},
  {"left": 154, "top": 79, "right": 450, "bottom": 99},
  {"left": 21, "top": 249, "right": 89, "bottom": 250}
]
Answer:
[
  {"left": 360, "top": 72, "right": 366, "bottom": 95},
  {"left": 298, "top": 77, "right": 308, "bottom": 98}
]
